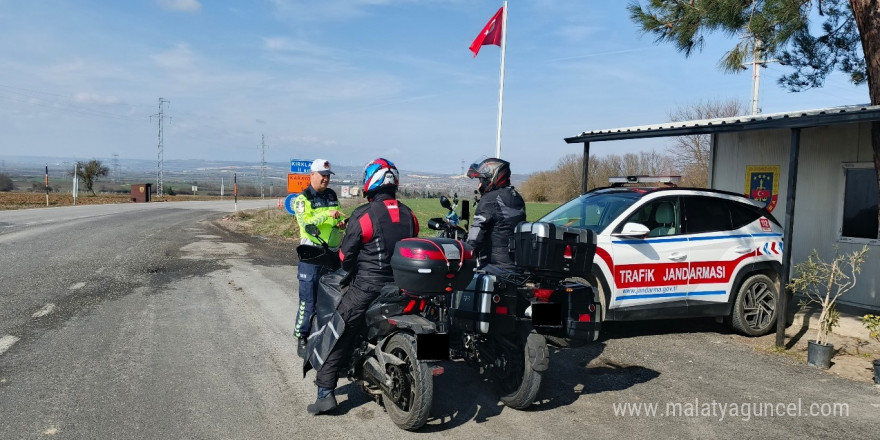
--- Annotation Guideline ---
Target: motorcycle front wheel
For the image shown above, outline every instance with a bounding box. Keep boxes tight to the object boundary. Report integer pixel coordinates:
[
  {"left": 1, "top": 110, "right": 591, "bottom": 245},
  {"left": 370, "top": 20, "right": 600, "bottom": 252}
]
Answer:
[
  {"left": 383, "top": 333, "right": 433, "bottom": 431},
  {"left": 495, "top": 333, "right": 545, "bottom": 410}
]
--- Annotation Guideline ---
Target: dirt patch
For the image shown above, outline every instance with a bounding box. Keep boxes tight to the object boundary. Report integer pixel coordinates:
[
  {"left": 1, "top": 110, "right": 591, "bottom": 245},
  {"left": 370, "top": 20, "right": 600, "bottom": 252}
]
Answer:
[
  {"left": 0, "top": 191, "right": 242, "bottom": 210},
  {"left": 731, "top": 325, "right": 880, "bottom": 386}
]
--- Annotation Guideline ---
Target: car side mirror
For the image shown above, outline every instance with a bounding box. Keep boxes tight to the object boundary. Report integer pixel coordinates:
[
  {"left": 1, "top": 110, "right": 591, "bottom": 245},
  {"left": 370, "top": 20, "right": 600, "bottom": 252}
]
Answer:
[{"left": 611, "top": 222, "right": 650, "bottom": 238}]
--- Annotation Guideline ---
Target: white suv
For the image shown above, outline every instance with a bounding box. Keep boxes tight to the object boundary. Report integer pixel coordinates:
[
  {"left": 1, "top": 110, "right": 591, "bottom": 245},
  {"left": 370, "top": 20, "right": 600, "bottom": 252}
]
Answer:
[{"left": 538, "top": 185, "right": 783, "bottom": 336}]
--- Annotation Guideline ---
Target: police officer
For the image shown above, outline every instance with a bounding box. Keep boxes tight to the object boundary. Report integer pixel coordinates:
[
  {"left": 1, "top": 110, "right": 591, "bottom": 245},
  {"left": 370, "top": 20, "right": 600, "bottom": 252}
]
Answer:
[
  {"left": 307, "top": 158, "right": 419, "bottom": 415},
  {"left": 466, "top": 157, "right": 525, "bottom": 269},
  {"left": 293, "top": 159, "right": 346, "bottom": 350}
]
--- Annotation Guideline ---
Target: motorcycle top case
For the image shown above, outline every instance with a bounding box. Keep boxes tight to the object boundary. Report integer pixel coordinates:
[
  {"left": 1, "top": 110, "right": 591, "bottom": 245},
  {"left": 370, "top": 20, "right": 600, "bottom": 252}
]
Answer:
[
  {"left": 390, "top": 238, "right": 477, "bottom": 296},
  {"left": 511, "top": 222, "right": 596, "bottom": 278}
]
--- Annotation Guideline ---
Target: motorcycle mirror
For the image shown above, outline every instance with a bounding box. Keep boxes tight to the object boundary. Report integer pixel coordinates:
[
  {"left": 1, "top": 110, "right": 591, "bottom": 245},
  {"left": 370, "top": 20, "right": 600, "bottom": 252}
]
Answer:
[
  {"left": 427, "top": 217, "right": 444, "bottom": 230},
  {"left": 439, "top": 196, "right": 452, "bottom": 210},
  {"left": 452, "top": 194, "right": 459, "bottom": 205},
  {"left": 305, "top": 224, "right": 320, "bottom": 237}
]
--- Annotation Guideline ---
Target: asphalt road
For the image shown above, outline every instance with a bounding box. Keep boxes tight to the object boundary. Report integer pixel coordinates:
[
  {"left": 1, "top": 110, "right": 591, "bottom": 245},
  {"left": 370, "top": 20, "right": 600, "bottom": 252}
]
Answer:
[{"left": 1, "top": 201, "right": 878, "bottom": 439}]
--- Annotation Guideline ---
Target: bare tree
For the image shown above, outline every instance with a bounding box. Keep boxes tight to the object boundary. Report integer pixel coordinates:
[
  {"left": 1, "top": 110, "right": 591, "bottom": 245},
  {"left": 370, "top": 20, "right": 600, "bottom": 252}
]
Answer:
[
  {"left": 73, "top": 160, "right": 110, "bottom": 196},
  {"left": 666, "top": 99, "right": 747, "bottom": 187}
]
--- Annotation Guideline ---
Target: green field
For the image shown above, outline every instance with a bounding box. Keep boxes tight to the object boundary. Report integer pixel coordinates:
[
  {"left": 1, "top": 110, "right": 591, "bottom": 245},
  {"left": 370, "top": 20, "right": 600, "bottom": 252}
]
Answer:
[{"left": 338, "top": 198, "right": 559, "bottom": 237}]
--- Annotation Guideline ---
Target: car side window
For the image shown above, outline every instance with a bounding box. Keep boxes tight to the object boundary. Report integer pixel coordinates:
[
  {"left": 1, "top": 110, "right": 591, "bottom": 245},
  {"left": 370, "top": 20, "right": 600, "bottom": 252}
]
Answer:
[
  {"left": 683, "top": 196, "right": 733, "bottom": 234},
  {"left": 619, "top": 197, "right": 681, "bottom": 237},
  {"left": 729, "top": 201, "right": 761, "bottom": 229}
]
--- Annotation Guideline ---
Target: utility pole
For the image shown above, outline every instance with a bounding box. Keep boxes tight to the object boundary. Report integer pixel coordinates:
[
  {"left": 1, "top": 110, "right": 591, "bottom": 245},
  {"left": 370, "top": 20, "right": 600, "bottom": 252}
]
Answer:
[
  {"left": 111, "top": 153, "right": 119, "bottom": 183},
  {"left": 750, "top": 39, "right": 763, "bottom": 115},
  {"left": 746, "top": 39, "right": 777, "bottom": 115},
  {"left": 260, "top": 134, "right": 266, "bottom": 199},
  {"left": 151, "top": 98, "right": 170, "bottom": 196}
]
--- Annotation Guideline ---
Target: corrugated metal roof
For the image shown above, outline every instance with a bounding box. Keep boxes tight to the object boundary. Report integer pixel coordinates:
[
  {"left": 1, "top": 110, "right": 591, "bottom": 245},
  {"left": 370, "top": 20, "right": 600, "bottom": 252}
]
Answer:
[{"left": 564, "top": 104, "right": 880, "bottom": 144}]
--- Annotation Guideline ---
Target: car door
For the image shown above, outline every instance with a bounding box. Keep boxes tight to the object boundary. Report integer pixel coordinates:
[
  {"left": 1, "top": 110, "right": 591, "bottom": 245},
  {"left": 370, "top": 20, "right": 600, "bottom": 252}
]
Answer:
[
  {"left": 606, "top": 196, "right": 691, "bottom": 318},
  {"left": 680, "top": 195, "right": 754, "bottom": 316}
]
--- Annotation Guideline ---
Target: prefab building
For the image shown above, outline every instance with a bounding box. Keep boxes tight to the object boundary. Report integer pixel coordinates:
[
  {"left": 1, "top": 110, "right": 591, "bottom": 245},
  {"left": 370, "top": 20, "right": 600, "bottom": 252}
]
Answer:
[{"left": 565, "top": 104, "right": 880, "bottom": 311}]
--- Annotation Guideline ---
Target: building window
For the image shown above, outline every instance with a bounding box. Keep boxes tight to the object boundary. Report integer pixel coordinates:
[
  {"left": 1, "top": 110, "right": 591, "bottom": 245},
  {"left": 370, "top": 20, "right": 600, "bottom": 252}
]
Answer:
[{"left": 841, "top": 165, "right": 879, "bottom": 241}]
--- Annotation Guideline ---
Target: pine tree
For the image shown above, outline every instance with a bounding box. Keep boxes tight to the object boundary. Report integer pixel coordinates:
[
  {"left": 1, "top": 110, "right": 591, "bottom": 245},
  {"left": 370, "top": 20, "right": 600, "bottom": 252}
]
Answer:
[{"left": 629, "top": 0, "right": 880, "bottom": 237}]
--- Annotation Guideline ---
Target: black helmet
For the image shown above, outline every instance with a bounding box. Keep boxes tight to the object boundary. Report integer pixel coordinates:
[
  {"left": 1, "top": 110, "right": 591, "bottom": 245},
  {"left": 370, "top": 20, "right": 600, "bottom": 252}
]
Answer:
[{"left": 467, "top": 157, "right": 511, "bottom": 195}]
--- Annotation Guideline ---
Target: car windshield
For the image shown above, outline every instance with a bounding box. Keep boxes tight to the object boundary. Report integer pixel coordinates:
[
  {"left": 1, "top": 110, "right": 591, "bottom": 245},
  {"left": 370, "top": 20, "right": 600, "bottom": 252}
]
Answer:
[{"left": 538, "top": 191, "right": 642, "bottom": 233}]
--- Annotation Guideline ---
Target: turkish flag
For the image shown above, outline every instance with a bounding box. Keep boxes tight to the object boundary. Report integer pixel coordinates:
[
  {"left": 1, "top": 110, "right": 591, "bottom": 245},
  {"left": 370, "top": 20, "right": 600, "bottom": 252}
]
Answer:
[{"left": 469, "top": 6, "right": 504, "bottom": 57}]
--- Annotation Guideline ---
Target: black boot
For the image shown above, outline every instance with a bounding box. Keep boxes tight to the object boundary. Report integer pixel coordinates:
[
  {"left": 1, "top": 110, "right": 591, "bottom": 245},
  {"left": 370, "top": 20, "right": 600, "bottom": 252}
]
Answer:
[{"left": 307, "top": 393, "right": 338, "bottom": 415}]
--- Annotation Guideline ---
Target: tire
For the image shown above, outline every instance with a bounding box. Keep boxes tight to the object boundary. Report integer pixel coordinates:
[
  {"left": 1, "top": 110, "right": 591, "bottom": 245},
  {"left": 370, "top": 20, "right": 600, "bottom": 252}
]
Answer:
[
  {"left": 729, "top": 274, "right": 778, "bottom": 336},
  {"left": 496, "top": 334, "right": 544, "bottom": 410},
  {"left": 383, "top": 333, "right": 433, "bottom": 431}
]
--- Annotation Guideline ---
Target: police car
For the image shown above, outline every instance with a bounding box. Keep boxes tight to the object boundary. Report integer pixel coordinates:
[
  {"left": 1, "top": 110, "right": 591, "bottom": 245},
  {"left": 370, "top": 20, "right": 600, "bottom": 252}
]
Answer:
[{"left": 538, "top": 176, "right": 783, "bottom": 336}]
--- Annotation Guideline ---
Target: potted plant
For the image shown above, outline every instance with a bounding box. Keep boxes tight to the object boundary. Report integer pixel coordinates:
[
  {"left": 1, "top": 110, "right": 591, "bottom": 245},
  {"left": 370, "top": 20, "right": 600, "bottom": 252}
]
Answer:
[
  {"left": 787, "top": 245, "right": 869, "bottom": 369},
  {"left": 862, "top": 314, "right": 880, "bottom": 384}
]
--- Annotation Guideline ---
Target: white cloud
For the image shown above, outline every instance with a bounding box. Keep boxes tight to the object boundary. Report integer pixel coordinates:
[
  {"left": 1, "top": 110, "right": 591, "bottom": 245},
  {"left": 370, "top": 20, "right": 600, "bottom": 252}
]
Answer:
[
  {"left": 158, "top": 0, "right": 201, "bottom": 13},
  {"left": 151, "top": 43, "right": 197, "bottom": 72},
  {"left": 72, "top": 93, "right": 122, "bottom": 105}
]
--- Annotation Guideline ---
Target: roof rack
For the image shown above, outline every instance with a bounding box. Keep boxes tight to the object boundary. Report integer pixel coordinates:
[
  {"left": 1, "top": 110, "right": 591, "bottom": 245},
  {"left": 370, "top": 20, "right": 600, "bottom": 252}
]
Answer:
[{"left": 608, "top": 175, "right": 682, "bottom": 187}]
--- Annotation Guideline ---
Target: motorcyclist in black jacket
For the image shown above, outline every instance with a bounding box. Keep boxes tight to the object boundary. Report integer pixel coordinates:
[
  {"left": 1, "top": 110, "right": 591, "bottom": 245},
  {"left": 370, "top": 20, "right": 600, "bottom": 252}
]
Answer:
[
  {"left": 307, "top": 158, "right": 420, "bottom": 415},
  {"left": 466, "top": 158, "right": 526, "bottom": 269}
]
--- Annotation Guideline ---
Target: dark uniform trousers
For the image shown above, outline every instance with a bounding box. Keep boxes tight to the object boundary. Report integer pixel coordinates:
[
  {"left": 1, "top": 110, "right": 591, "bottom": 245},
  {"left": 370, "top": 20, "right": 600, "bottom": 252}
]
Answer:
[{"left": 314, "top": 283, "right": 380, "bottom": 389}]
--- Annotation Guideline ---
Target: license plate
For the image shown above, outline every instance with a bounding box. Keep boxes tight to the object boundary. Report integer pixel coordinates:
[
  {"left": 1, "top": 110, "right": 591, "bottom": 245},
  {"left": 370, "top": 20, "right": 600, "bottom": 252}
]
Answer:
[
  {"left": 417, "top": 333, "right": 450, "bottom": 360},
  {"left": 531, "top": 302, "right": 562, "bottom": 326}
]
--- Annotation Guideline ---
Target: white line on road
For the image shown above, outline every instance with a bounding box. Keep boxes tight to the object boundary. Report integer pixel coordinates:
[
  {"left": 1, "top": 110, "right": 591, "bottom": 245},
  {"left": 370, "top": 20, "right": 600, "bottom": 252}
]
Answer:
[
  {"left": 32, "top": 303, "right": 56, "bottom": 318},
  {"left": 0, "top": 335, "right": 20, "bottom": 356}
]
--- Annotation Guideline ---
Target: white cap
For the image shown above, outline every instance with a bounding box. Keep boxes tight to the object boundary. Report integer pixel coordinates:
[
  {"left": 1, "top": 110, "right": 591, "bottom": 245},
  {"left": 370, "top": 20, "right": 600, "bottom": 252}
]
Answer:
[{"left": 310, "top": 159, "right": 334, "bottom": 175}]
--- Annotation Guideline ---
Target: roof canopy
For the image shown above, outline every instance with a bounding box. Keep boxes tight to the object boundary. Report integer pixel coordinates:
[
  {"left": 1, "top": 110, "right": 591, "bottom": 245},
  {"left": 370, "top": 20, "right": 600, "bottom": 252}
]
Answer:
[{"left": 564, "top": 104, "right": 880, "bottom": 144}]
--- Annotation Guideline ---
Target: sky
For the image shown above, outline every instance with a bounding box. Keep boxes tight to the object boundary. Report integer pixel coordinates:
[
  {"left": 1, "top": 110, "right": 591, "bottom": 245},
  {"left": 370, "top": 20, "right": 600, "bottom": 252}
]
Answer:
[{"left": 0, "top": 0, "right": 870, "bottom": 175}]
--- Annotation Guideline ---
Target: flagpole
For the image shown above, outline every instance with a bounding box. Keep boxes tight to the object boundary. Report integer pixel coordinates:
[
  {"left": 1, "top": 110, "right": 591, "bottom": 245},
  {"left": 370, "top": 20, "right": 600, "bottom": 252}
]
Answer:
[{"left": 495, "top": 1, "right": 508, "bottom": 159}]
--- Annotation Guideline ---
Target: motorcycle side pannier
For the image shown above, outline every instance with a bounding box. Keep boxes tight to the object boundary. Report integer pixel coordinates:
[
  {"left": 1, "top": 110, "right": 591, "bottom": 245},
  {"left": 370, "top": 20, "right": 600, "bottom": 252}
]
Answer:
[
  {"left": 391, "top": 238, "right": 477, "bottom": 296},
  {"left": 448, "top": 273, "right": 516, "bottom": 334},
  {"left": 531, "top": 282, "right": 602, "bottom": 344},
  {"left": 511, "top": 222, "right": 596, "bottom": 278}
]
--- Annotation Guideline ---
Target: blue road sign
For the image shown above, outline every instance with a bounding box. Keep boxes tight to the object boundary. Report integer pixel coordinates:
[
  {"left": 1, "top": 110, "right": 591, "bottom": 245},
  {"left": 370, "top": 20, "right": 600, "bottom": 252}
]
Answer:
[
  {"left": 290, "top": 159, "right": 311, "bottom": 174},
  {"left": 284, "top": 193, "right": 298, "bottom": 215}
]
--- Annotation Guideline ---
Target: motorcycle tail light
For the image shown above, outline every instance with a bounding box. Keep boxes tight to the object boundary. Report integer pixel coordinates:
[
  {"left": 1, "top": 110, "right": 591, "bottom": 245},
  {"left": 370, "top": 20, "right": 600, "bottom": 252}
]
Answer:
[
  {"left": 399, "top": 247, "right": 445, "bottom": 260},
  {"left": 419, "top": 299, "right": 426, "bottom": 312},
  {"left": 403, "top": 300, "right": 417, "bottom": 314},
  {"left": 563, "top": 245, "right": 573, "bottom": 259},
  {"left": 534, "top": 288, "right": 554, "bottom": 302},
  {"left": 495, "top": 305, "right": 508, "bottom": 315},
  {"left": 578, "top": 313, "right": 592, "bottom": 322}
]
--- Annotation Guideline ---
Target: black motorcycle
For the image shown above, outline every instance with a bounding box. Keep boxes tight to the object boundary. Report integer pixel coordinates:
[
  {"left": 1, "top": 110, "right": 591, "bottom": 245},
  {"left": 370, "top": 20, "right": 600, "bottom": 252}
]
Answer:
[
  {"left": 427, "top": 195, "right": 468, "bottom": 240},
  {"left": 427, "top": 199, "right": 602, "bottom": 409},
  {"left": 300, "top": 224, "right": 472, "bottom": 431}
]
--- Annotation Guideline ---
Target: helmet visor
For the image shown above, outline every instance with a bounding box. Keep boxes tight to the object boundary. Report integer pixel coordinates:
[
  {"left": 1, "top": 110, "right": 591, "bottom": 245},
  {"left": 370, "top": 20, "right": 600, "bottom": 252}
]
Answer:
[{"left": 466, "top": 162, "right": 484, "bottom": 179}]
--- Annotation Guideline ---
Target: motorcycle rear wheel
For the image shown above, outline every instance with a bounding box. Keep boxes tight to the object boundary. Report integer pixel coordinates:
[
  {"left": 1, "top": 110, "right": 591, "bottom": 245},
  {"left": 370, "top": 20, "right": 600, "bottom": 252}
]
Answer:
[
  {"left": 495, "top": 333, "right": 544, "bottom": 410},
  {"left": 383, "top": 333, "right": 433, "bottom": 431}
]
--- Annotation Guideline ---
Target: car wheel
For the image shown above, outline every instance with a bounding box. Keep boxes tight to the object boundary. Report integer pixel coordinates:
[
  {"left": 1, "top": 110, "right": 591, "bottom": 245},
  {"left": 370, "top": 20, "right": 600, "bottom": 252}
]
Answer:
[{"left": 729, "top": 274, "right": 778, "bottom": 336}]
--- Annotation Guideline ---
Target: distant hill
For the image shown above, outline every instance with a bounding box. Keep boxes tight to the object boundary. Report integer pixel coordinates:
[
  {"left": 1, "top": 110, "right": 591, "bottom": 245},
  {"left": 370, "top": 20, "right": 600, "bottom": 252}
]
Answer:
[{"left": 0, "top": 154, "right": 526, "bottom": 194}]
